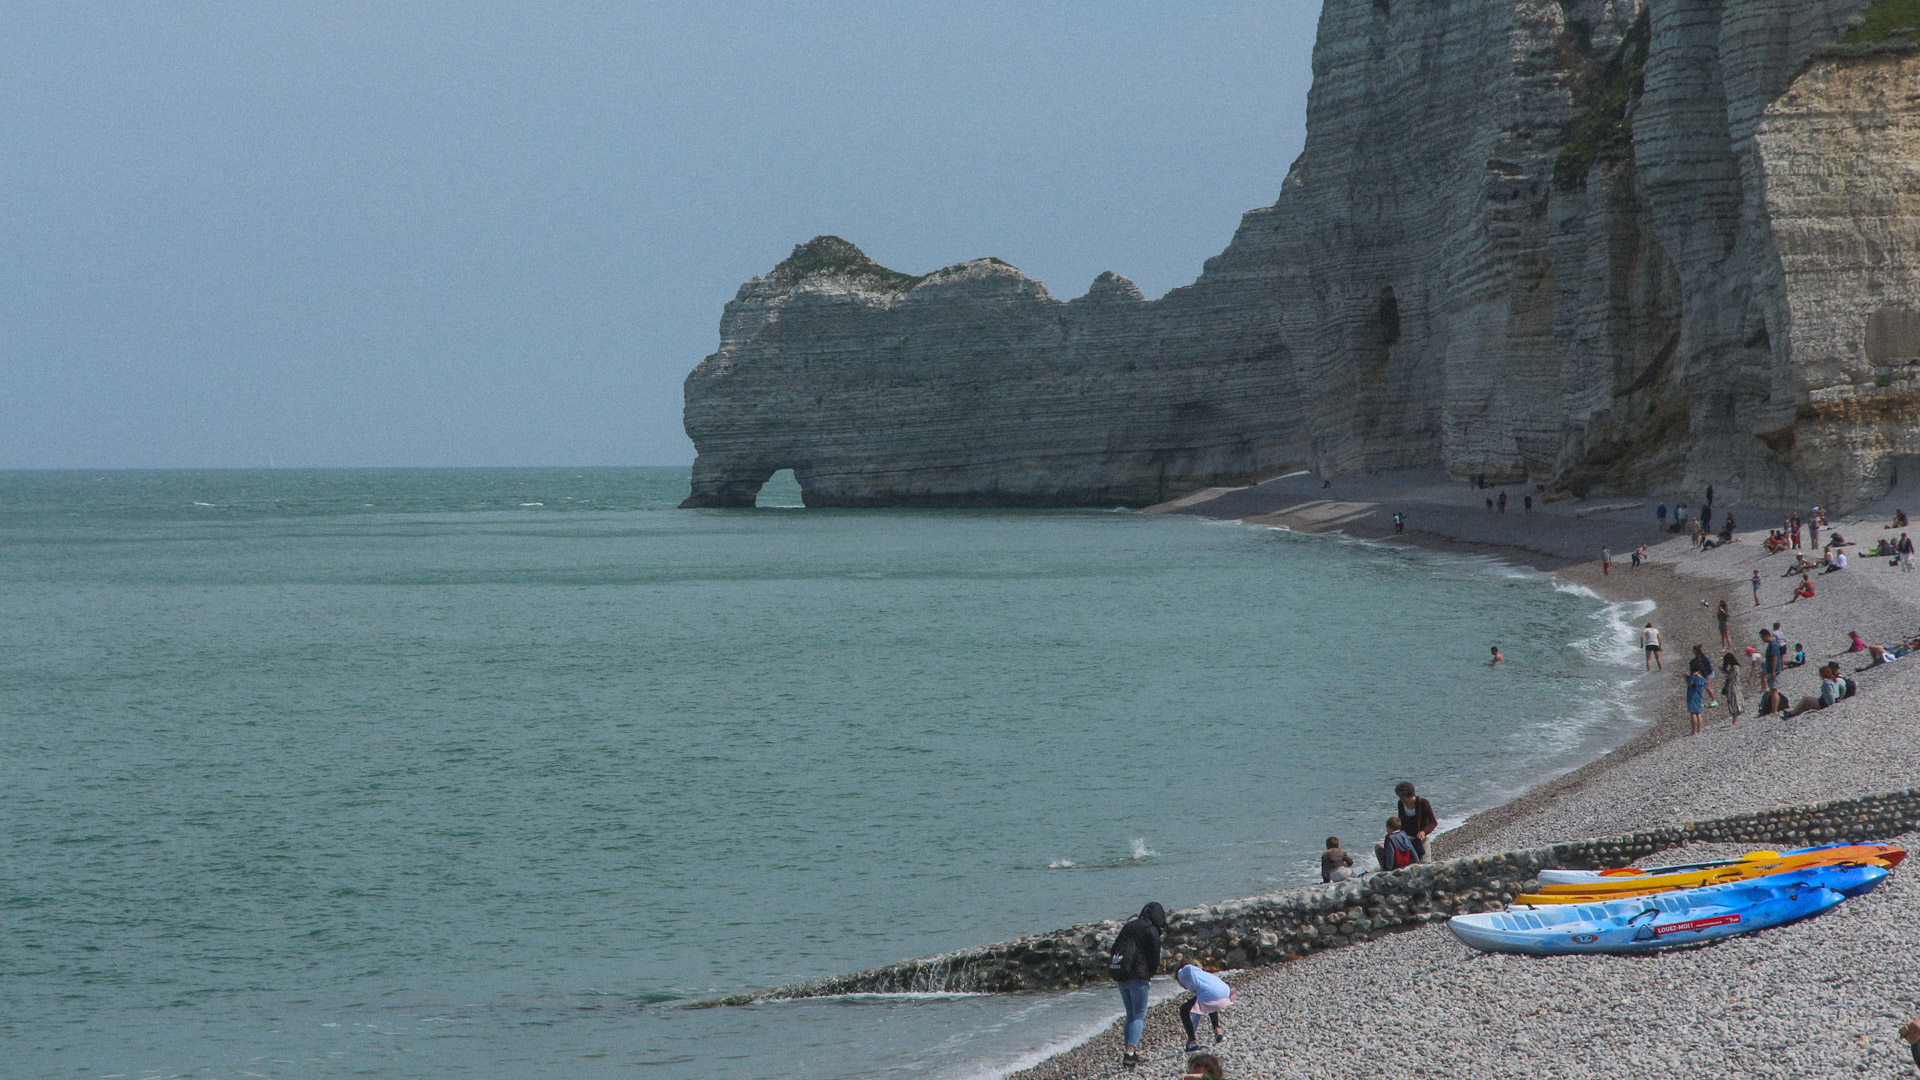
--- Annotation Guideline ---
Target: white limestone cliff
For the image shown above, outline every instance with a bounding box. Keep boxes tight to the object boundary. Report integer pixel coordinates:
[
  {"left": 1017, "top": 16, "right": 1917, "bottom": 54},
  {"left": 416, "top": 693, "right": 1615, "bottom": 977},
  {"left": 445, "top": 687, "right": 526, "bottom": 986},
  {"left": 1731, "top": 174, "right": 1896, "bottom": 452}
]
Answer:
[{"left": 682, "top": 0, "right": 1920, "bottom": 510}]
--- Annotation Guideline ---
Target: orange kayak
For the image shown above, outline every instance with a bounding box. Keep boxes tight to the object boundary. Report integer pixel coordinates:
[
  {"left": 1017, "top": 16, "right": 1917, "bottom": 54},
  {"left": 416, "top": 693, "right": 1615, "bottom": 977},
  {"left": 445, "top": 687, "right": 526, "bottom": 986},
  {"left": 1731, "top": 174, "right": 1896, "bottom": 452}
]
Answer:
[{"left": 1515, "top": 844, "right": 1905, "bottom": 906}]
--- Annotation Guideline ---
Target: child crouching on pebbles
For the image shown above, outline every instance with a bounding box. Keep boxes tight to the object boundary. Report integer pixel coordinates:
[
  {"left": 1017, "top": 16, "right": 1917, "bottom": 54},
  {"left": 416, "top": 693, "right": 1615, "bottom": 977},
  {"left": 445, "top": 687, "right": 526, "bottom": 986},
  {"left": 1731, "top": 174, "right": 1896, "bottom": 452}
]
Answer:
[{"left": 1174, "top": 964, "right": 1235, "bottom": 1053}]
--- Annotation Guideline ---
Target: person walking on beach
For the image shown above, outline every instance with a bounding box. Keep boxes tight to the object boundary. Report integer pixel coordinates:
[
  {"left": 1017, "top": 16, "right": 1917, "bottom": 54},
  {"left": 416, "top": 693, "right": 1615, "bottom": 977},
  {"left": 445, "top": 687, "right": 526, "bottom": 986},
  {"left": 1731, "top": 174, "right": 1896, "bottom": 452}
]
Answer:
[
  {"left": 1719, "top": 651, "right": 1743, "bottom": 726},
  {"left": 1523, "top": 493, "right": 1532, "bottom": 514},
  {"left": 1174, "top": 964, "right": 1235, "bottom": 1053},
  {"left": 1392, "top": 511, "right": 1404, "bottom": 535},
  {"left": 1601, "top": 546, "right": 1611, "bottom": 576},
  {"left": 1751, "top": 568, "right": 1762, "bottom": 607},
  {"left": 1685, "top": 667, "right": 1708, "bottom": 735},
  {"left": 1641, "top": 622, "right": 1663, "bottom": 670},
  {"left": 1717, "top": 600, "right": 1731, "bottom": 647},
  {"left": 1107, "top": 902, "right": 1166, "bottom": 1068},
  {"left": 1393, "top": 782, "right": 1438, "bottom": 862},
  {"left": 1900, "top": 531, "right": 1914, "bottom": 572}
]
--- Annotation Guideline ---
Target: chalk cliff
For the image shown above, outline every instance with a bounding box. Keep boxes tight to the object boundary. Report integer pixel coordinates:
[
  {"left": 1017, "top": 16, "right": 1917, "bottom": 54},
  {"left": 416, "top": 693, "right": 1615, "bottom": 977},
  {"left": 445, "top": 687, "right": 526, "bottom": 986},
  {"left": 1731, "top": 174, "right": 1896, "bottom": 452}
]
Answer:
[{"left": 683, "top": 0, "right": 1920, "bottom": 510}]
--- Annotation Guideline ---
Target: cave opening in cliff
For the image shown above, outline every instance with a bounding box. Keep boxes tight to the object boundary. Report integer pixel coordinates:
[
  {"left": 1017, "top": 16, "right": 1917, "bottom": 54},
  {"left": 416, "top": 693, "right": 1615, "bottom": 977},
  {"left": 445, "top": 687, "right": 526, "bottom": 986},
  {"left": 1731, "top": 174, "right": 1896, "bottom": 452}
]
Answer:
[{"left": 756, "top": 468, "right": 805, "bottom": 508}]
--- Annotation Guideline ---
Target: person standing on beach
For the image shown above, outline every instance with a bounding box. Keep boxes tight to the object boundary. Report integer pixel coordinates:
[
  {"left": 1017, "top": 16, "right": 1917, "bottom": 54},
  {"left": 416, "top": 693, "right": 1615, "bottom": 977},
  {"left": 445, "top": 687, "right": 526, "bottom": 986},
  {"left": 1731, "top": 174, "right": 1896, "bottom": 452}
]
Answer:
[
  {"left": 1751, "top": 569, "right": 1762, "bottom": 607},
  {"left": 1497, "top": 490, "right": 1507, "bottom": 513},
  {"left": 1108, "top": 902, "right": 1166, "bottom": 1068},
  {"left": 1658, "top": 503, "right": 1668, "bottom": 526},
  {"left": 1717, "top": 600, "right": 1732, "bottom": 647},
  {"left": 1392, "top": 511, "right": 1404, "bottom": 535},
  {"left": 1601, "top": 546, "right": 1612, "bottom": 576},
  {"left": 1719, "top": 651, "right": 1743, "bottom": 726},
  {"left": 1393, "top": 782, "right": 1438, "bottom": 862},
  {"left": 1685, "top": 667, "right": 1708, "bottom": 735},
  {"left": 1900, "top": 532, "right": 1914, "bottom": 572},
  {"left": 1761, "top": 629, "right": 1786, "bottom": 690},
  {"left": 1641, "top": 622, "right": 1662, "bottom": 670},
  {"left": 1523, "top": 493, "right": 1533, "bottom": 514}
]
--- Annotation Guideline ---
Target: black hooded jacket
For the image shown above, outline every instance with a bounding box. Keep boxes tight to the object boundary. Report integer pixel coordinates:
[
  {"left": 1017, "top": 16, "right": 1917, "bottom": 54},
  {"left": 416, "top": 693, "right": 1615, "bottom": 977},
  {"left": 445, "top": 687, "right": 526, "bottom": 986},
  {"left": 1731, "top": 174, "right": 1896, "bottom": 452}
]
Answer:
[{"left": 1108, "top": 902, "right": 1166, "bottom": 982}]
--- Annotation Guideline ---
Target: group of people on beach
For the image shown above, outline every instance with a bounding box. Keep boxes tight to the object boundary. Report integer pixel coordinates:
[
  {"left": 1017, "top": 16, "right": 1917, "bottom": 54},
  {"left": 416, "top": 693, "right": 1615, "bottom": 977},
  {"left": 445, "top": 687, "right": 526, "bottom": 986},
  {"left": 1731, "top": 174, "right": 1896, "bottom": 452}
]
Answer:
[{"left": 1107, "top": 783, "right": 1438, "bottom": 1072}]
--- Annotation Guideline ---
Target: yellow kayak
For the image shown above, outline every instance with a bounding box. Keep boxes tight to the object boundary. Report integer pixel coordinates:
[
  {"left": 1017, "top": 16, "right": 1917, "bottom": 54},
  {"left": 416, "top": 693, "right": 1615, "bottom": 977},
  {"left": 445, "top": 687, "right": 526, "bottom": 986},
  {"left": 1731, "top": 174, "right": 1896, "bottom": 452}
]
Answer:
[{"left": 1515, "top": 844, "right": 1904, "bottom": 906}]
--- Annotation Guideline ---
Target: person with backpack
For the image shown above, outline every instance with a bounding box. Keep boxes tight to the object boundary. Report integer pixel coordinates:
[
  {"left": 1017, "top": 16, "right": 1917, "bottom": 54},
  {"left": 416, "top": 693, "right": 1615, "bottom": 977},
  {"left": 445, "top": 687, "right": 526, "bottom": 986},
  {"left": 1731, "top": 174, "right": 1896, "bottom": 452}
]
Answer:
[{"left": 1108, "top": 902, "right": 1166, "bottom": 1068}]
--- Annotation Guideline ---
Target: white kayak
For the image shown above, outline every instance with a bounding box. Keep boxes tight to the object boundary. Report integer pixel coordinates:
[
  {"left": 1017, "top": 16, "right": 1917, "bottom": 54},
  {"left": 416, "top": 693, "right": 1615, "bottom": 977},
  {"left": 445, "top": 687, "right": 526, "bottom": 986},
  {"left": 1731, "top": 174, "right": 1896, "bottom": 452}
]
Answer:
[{"left": 1447, "top": 863, "right": 1885, "bottom": 955}]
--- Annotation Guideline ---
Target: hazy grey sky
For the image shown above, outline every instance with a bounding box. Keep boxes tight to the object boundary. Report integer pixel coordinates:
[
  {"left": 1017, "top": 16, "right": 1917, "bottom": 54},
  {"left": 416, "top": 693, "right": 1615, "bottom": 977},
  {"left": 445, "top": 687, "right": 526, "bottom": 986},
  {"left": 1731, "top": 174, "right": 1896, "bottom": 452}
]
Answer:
[{"left": 4, "top": 1, "right": 1319, "bottom": 468}]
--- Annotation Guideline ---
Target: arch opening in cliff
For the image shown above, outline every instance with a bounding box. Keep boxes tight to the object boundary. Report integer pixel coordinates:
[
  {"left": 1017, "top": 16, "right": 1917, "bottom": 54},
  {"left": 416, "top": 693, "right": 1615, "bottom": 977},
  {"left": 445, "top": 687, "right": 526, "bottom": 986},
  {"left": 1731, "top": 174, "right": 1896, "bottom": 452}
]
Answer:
[{"left": 756, "top": 469, "right": 805, "bottom": 508}]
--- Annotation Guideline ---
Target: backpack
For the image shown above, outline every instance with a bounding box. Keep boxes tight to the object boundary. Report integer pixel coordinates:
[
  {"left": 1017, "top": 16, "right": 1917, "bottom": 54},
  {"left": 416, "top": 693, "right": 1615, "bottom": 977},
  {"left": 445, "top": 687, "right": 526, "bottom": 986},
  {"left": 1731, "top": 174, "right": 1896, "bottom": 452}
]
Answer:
[{"left": 1107, "top": 925, "right": 1141, "bottom": 980}]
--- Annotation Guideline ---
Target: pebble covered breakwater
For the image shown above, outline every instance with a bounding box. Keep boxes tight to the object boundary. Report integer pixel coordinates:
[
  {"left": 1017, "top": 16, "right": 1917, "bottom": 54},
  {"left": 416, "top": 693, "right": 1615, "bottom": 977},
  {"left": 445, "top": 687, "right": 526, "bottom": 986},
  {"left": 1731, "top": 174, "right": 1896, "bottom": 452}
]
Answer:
[{"left": 705, "top": 787, "right": 1920, "bottom": 1005}]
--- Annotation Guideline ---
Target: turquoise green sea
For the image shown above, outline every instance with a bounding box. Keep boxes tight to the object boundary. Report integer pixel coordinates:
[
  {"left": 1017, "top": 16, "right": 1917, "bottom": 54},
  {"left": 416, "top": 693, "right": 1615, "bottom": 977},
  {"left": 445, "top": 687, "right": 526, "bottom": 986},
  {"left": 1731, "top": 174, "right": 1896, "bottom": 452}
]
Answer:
[{"left": 2, "top": 468, "right": 1648, "bottom": 1079}]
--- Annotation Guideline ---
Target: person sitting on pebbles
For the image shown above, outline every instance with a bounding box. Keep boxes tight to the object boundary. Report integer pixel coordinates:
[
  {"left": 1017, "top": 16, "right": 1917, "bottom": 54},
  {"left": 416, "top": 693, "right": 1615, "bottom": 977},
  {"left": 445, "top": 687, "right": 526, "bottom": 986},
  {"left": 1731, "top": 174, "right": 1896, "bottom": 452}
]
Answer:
[{"left": 1173, "top": 964, "right": 1235, "bottom": 1053}]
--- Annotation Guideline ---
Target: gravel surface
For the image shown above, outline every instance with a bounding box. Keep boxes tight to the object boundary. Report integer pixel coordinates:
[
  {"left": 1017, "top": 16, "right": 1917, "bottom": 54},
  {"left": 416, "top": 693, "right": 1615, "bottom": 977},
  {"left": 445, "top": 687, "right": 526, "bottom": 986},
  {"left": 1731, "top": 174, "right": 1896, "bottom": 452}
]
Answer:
[{"left": 1013, "top": 485, "right": 1920, "bottom": 1079}]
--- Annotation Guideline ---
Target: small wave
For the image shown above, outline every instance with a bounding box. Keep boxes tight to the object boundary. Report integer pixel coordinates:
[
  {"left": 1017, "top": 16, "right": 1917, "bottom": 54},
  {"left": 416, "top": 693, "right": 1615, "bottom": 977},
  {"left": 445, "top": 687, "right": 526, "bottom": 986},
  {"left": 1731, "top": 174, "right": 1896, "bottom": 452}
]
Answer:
[
  {"left": 1129, "top": 838, "right": 1156, "bottom": 861},
  {"left": 1046, "top": 858, "right": 1078, "bottom": 870},
  {"left": 520, "top": 502, "right": 544, "bottom": 507},
  {"left": 191, "top": 501, "right": 217, "bottom": 507}
]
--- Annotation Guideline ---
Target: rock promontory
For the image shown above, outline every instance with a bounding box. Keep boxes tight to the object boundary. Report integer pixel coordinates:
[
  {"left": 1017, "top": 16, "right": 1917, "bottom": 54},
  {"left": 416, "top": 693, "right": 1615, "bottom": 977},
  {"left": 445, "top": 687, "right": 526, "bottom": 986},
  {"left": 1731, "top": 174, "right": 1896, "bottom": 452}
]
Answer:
[{"left": 683, "top": 0, "right": 1920, "bottom": 510}]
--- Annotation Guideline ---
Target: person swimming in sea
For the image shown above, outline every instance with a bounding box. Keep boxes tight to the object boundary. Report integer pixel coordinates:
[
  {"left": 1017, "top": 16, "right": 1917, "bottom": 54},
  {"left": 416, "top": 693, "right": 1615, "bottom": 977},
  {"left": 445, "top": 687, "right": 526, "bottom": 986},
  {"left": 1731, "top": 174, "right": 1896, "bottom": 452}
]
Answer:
[{"left": 1489, "top": 645, "right": 1504, "bottom": 664}]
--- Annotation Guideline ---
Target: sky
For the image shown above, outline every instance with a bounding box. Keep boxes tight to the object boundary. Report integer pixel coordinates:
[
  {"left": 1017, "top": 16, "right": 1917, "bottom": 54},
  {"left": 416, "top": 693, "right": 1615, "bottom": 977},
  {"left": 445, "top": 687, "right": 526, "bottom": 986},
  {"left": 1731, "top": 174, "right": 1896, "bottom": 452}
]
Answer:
[{"left": 3, "top": 1, "right": 1320, "bottom": 468}]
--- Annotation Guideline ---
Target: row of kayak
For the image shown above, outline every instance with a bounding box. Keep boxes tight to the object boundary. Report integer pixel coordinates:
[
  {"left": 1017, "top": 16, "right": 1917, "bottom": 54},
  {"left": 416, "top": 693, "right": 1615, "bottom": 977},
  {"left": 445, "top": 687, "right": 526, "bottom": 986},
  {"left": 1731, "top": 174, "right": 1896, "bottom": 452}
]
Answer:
[{"left": 1449, "top": 842, "right": 1904, "bottom": 955}]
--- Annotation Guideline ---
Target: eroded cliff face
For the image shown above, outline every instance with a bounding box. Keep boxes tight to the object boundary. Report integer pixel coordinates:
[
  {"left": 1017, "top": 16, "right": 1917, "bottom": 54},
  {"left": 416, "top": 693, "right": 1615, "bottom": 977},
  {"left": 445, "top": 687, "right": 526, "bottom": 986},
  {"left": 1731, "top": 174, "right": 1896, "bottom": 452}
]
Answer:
[{"left": 683, "top": 0, "right": 1920, "bottom": 510}]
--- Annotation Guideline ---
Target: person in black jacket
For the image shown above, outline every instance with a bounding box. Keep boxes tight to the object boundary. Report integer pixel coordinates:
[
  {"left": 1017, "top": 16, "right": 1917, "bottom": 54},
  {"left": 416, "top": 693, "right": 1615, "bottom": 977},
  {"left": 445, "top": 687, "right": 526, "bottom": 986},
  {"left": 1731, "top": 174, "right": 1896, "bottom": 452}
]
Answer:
[{"left": 1109, "top": 902, "right": 1166, "bottom": 1068}]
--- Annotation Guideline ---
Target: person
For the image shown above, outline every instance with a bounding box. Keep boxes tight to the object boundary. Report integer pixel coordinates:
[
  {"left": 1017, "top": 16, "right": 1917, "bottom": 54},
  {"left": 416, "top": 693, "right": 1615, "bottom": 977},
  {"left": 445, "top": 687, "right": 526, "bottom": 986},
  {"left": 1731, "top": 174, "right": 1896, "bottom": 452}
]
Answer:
[
  {"left": 1182, "top": 1052, "right": 1227, "bottom": 1080},
  {"left": 1657, "top": 504, "right": 1668, "bottom": 525},
  {"left": 1751, "top": 568, "right": 1762, "bottom": 607},
  {"left": 1523, "top": 493, "right": 1532, "bottom": 514},
  {"left": 1108, "top": 902, "right": 1166, "bottom": 1068},
  {"left": 1641, "top": 622, "right": 1663, "bottom": 671},
  {"left": 1321, "top": 836, "right": 1354, "bottom": 883},
  {"left": 1393, "top": 781, "right": 1438, "bottom": 861},
  {"left": 1899, "top": 1015, "right": 1920, "bottom": 1067},
  {"left": 1717, "top": 600, "right": 1731, "bottom": 647},
  {"left": 1791, "top": 642, "right": 1806, "bottom": 667},
  {"left": 1791, "top": 513, "right": 1802, "bottom": 549},
  {"left": 1688, "top": 644, "right": 1714, "bottom": 679},
  {"left": 1630, "top": 545, "right": 1643, "bottom": 568},
  {"left": 1174, "top": 964, "right": 1235, "bottom": 1052},
  {"left": 1601, "top": 546, "right": 1611, "bottom": 576},
  {"left": 1686, "top": 667, "right": 1708, "bottom": 734},
  {"left": 1378, "top": 816, "right": 1418, "bottom": 870},
  {"left": 1761, "top": 629, "right": 1786, "bottom": 690},
  {"left": 1822, "top": 548, "right": 1847, "bottom": 573},
  {"left": 1819, "top": 665, "right": 1842, "bottom": 709},
  {"left": 1719, "top": 651, "right": 1743, "bottom": 726},
  {"left": 1497, "top": 490, "right": 1507, "bottom": 513},
  {"left": 1489, "top": 645, "right": 1505, "bottom": 664},
  {"left": 1392, "top": 511, "right": 1404, "bottom": 535},
  {"left": 1486, "top": 496, "right": 1494, "bottom": 512},
  {"left": 1837, "top": 631, "right": 1869, "bottom": 656},
  {"left": 1706, "top": 483, "right": 1714, "bottom": 504},
  {"left": 1789, "top": 574, "right": 1815, "bottom": 603},
  {"left": 1892, "top": 509, "right": 1910, "bottom": 529},
  {"left": 1901, "top": 532, "right": 1915, "bottom": 572}
]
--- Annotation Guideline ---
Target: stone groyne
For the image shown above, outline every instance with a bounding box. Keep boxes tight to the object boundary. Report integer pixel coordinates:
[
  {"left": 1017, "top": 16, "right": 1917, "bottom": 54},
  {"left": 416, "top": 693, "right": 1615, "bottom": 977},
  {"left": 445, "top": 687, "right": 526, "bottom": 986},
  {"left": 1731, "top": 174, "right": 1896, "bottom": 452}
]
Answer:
[{"left": 702, "top": 787, "right": 1920, "bottom": 1005}]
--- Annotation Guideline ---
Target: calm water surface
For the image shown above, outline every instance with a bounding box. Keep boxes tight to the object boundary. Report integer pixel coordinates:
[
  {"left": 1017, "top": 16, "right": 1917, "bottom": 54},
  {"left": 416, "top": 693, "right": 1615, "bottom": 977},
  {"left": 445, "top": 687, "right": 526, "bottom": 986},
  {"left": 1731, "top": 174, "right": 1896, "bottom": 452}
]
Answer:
[{"left": 1, "top": 468, "right": 1647, "bottom": 1079}]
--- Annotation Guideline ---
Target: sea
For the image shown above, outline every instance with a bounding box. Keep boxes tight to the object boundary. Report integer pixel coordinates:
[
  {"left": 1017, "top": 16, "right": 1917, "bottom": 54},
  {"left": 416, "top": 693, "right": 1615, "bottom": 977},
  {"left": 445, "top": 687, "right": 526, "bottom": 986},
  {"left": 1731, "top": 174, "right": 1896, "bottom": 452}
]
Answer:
[{"left": 1, "top": 467, "right": 1653, "bottom": 1080}]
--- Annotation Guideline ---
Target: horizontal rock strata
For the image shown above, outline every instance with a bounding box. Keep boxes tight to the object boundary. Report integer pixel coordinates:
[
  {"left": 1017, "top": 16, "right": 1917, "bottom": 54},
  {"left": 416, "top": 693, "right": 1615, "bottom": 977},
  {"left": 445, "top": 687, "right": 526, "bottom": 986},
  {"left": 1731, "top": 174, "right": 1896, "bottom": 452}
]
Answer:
[
  {"left": 683, "top": 0, "right": 1920, "bottom": 510},
  {"left": 698, "top": 787, "right": 1920, "bottom": 1003}
]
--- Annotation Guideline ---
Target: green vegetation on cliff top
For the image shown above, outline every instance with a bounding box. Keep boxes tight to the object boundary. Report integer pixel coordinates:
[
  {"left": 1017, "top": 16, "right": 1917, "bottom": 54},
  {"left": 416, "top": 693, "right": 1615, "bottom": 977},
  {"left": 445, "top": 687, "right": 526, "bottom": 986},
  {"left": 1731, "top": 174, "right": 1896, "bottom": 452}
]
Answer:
[
  {"left": 775, "top": 236, "right": 1012, "bottom": 293},
  {"left": 1841, "top": 0, "right": 1920, "bottom": 45}
]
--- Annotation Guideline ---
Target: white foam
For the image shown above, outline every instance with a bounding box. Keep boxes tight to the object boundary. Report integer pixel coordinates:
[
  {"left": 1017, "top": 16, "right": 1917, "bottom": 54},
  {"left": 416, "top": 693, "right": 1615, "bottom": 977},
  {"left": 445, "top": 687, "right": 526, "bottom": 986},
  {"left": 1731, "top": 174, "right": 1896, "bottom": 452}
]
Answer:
[
  {"left": 1129, "top": 837, "right": 1157, "bottom": 860},
  {"left": 1046, "top": 858, "right": 1078, "bottom": 870}
]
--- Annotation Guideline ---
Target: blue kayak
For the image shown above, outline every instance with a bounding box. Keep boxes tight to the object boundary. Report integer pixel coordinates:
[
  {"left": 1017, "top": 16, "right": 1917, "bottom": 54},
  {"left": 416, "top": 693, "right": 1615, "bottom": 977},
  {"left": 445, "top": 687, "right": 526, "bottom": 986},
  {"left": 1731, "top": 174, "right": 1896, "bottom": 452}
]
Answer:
[{"left": 1448, "top": 863, "right": 1888, "bottom": 955}]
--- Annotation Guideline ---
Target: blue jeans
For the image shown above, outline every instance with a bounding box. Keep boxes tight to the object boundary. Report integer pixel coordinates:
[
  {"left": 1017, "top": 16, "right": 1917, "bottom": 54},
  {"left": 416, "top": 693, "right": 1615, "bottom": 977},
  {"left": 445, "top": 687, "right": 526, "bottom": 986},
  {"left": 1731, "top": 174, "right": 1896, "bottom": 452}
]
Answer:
[{"left": 1118, "top": 978, "right": 1149, "bottom": 1048}]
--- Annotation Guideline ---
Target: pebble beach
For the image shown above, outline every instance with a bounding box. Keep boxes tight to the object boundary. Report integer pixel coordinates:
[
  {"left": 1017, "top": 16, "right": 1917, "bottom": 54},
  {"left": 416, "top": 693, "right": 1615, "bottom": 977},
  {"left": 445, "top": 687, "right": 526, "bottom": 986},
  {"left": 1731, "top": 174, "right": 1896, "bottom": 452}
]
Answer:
[{"left": 1015, "top": 472, "right": 1920, "bottom": 1079}]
